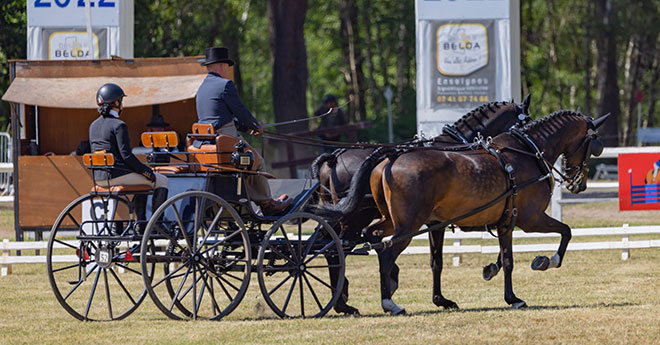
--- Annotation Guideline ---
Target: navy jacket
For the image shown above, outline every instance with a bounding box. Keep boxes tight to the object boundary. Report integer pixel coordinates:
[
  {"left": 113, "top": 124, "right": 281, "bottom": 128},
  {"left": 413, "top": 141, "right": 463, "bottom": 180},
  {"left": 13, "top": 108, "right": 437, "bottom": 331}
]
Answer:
[
  {"left": 89, "top": 114, "right": 153, "bottom": 181},
  {"left": 196, "top": 72, "right": 260, "bottom": 133}
]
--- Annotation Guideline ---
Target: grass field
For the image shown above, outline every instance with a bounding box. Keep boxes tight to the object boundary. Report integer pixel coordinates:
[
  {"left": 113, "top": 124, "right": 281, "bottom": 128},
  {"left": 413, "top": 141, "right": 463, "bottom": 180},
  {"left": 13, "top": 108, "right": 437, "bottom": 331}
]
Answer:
[{"left": 1, "top": 203, "right": 660, "bottom": 344}]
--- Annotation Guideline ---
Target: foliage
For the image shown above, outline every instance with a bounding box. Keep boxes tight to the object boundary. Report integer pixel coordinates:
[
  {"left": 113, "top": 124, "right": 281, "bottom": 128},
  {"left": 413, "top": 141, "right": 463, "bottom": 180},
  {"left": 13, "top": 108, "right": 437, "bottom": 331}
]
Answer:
[{"left": 0, "top": 0, "right": 27, "bottom": 132}]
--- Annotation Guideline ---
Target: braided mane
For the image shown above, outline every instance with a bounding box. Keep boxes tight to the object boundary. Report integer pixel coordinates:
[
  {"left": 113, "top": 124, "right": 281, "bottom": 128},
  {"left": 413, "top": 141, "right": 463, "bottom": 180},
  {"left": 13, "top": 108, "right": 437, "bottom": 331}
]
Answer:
[
  {"left": 454, "top": 101, "right": 517, "bottom": 127},
  {"left": 518, "top": 110, "right": 584, "bottom": 140}
]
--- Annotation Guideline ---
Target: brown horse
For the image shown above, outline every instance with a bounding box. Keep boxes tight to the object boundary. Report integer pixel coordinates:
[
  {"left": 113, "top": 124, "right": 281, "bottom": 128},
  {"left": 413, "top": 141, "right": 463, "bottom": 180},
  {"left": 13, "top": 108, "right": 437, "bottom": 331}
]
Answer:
[
  {"left": 311, "top": 97, "right": 531, "bottom": 314},
  {"left": 366, "top": 110, "right": 608, "bottom": 315}
]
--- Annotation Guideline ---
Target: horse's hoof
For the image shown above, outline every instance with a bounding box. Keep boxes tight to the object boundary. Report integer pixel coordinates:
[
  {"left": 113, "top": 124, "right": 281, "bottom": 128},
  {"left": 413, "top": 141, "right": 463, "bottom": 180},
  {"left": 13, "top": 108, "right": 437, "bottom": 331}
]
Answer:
[
  {"left": 531, "top": 256, "right": 550, "bottom": 271},
  {"left": 390, "top": 308, "right": 407, "bottom": 316},
  {"left": 482, "top": 263, "right": 499, "bottom": 281},
  {"left": 433, "top": 296, "right": 459, "bottom": 309},
  {"left": 511, "top": 301, "right": 527, "bottom": 309},
  {"left": 334, "top": 303, "right": 360, "bottom": 315}
]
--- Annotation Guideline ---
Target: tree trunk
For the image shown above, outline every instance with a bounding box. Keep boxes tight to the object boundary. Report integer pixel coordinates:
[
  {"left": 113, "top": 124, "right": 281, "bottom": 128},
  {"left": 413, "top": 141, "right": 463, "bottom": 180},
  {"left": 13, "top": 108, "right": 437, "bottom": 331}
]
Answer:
[
  {"left": 339, "top": 0, "right": 366, "bottom": 122},
  {"left": 361, "top": 1, "right": 381, "bottom": 119},
  {"left": 395, "top": 0, "right": 408, "bottom": 121},
  {"left": 647, "top": 52, "right": 660, "bottom": 128},
  {"left": 267, "top": 0, "right": 309, "bottom": 133},
  {"left": 583, "top": 1, "right": 593, "bottom": 116},
  {"left": 595, "top": 0, "right": 621, "bottom": 146}
]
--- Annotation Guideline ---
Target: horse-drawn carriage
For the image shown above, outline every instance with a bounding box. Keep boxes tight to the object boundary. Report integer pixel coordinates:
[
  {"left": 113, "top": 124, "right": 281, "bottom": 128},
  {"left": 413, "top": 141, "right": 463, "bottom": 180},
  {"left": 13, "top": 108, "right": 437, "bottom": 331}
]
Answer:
[
  {"left": 46, "top": 123, "right": 346, "bottom": 321},
  {"left": 46, "top": 99, "right": 610, "bottom": 321}
]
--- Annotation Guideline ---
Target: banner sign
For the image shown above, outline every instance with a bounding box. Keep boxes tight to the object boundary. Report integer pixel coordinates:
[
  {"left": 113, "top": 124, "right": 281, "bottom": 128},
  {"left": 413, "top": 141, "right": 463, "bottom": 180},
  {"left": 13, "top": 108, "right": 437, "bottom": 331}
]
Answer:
[
  {"left": 618, "top": 153, "right": 660, "bottom": 211},
  {"left": 27, "top": 0, "right": 119, "bottom": 27},
  {"left": 47, "top": 31, "right": 101, "bottom": 60},
  {"left": 415, "top": 0, "right": 520, "bottom": 138},
  {"left": 432, "top": 21, "right": 495, "bottom": 109}
]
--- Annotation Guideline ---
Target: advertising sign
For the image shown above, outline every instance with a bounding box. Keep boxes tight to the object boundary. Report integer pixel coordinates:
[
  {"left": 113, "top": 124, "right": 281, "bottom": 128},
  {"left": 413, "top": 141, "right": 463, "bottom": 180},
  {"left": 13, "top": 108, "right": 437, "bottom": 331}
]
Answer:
[
  {"left": 618, "top": 153, "right": 660, "bottom": 211},
  {"left": 415, "top": 0, "right": 520, "bottom": 137},
  {"left": 47, "top": 31, "right": 100, "bottom": 60},
  {"left": 27, "top": 0, "right": 119, "bottom": 27}
]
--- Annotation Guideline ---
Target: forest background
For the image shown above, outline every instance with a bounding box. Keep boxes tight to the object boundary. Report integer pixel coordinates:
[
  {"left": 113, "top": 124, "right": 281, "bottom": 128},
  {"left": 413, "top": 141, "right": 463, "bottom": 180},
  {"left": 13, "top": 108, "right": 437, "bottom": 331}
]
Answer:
[{"left": 1, "top": 0, "right": 660, "bottom": 146}]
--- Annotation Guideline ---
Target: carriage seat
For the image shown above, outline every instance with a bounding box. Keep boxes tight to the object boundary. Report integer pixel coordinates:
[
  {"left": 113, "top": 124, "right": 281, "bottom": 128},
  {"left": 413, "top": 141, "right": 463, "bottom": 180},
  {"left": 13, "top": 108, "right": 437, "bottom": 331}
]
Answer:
[
  {"left": 83, "top": 152, "right": 154, "bottom": 195},
  {"left": 140, "top": 131, "right": 190, "bottom": 174},
  {"left": 186, "top": 123, "right": 260, "bottom": 172}
]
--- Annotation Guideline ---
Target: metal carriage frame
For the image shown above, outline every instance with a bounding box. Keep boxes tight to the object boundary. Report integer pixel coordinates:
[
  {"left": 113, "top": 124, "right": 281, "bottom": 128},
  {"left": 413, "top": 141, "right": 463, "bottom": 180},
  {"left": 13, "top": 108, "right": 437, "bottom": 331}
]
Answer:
[{"left": 46, "top": 129, "right": 346, "bottom": 321}]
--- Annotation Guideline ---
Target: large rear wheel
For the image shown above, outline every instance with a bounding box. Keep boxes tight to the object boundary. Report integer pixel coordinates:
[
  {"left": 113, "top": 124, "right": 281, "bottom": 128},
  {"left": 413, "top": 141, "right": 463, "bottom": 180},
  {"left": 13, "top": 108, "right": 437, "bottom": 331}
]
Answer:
[
  {"left": 140, "top": 191, "right": 251, "bottom": 320},
  {"left": 257, "top": 212, "right": 345, "bottom": 318},
  {"left": 47, "top": 193, "right": 152, "bottom": 321}
]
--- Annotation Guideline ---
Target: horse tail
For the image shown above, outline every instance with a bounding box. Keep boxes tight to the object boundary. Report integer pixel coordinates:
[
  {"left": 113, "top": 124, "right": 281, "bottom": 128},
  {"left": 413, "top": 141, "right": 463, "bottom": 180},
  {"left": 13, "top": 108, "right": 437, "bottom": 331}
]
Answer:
[
  {"left": 311, "top": 153, "right": 334, "bottom": 179},
  {"left": 312, "top": 147, "right": 392, "bottom": 219}
]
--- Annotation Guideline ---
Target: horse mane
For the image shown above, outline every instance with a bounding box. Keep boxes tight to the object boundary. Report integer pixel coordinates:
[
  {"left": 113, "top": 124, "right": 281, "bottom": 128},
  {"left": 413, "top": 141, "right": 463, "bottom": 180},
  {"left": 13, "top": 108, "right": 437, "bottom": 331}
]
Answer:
[
  {"left": 517, "top": 110, "right": 584, "bottom": 140},
  {"left": 454, "top": 101, "right": 517, "bottom": 127}
]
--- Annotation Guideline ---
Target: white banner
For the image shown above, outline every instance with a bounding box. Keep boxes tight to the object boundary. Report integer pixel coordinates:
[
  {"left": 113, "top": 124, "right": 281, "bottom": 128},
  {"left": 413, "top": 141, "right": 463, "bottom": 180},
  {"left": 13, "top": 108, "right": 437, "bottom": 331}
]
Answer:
[
  {"left": 416, "top": 0, "right": 509, "bottom": 20},
  {"left": 27, "top": 0, "right": 120, "bottom": 27}
]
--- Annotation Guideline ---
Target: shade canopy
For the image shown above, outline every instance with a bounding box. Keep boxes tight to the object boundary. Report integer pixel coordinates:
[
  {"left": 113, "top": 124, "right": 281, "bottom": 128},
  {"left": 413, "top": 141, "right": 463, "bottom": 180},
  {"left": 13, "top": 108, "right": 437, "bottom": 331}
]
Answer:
[{"left": 2, "top": 74, "right": 207, "bottom": 109}]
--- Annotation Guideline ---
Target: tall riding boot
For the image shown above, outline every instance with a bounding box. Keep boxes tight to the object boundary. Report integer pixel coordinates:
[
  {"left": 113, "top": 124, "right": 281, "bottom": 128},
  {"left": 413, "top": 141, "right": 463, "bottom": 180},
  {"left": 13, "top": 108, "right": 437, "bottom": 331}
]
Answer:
[
  {"left": 152, "top": 188, "right": 169, "bottom": 214},
  {"left": 133, "top": 194, "right": 148, "bottom": 235}
]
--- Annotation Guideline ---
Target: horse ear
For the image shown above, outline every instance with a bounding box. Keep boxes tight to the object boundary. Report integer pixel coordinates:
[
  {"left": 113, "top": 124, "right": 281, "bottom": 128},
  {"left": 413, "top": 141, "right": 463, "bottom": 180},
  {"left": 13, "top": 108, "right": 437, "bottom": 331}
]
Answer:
[
  {"left": 522, "top": 94, "right": 531, "bottom": 114},
  {"left": 576, "top": 106, "right": 582, "bottom": 114},
  {"left": 593, "top": 113, "right": 611, "bottom": 128}
]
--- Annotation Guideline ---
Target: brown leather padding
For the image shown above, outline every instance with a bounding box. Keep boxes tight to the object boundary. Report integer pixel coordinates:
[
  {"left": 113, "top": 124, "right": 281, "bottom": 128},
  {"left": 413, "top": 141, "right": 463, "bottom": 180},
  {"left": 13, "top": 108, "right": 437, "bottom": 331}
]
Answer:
[
  {"left": 153, "top": 165, "right": 190, "bottom": 174},
  {"left": 91, "top": 184, "right": 153, "bottom": 193},
  {"left": 192, "top": 123, "right": 215, "bottom": 135},
  {"left": 186, "top": 134, "right": 259, "bottom": 172}
]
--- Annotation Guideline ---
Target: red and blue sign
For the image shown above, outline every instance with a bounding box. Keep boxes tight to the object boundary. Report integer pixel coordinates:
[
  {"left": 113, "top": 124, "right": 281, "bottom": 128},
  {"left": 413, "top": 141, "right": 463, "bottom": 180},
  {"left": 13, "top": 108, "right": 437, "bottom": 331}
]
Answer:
[{"left": 618, "top": 153, "right": 660, "bottom": 210}]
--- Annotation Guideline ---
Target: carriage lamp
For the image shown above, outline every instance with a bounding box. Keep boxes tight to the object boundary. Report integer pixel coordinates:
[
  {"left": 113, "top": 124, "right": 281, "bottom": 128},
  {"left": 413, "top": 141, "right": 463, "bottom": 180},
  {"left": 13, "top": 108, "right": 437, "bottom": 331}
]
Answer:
[{"left": 231, "top": 140, "right": 254, "bottom": 170}]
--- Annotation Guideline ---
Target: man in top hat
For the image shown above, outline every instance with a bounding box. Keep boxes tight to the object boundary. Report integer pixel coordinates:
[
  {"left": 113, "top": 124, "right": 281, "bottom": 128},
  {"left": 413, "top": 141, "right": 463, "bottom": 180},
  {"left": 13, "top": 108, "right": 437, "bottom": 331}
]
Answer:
[
  {"left": 196, "top": 47, "right": 291, "bottom": 215},
  {"left": 314, "top": 93, "right": 348, "bottom": 142}
]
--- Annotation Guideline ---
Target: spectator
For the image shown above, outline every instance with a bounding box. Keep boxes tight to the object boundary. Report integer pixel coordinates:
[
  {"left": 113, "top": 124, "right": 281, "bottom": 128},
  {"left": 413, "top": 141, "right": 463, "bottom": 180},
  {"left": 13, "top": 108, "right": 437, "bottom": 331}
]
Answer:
[{"left": 314, "top": 94, "right": 348, "bottom": 142}]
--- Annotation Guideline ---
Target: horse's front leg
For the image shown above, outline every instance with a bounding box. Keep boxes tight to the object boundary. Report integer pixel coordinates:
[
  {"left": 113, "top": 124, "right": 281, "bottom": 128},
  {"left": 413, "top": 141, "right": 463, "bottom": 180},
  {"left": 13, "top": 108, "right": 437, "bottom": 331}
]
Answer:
[
  {"left": 429, "top": 228, "right": 458, "bottom": 309},
  {"left": 482, "top": 252, "right": 502, "bottom": 281},
  {"left": 497, "top": 226, "right": 527, "bottom": 309},
  {"left": 525, "top": 213, "right": 572, "bottom": 271}
]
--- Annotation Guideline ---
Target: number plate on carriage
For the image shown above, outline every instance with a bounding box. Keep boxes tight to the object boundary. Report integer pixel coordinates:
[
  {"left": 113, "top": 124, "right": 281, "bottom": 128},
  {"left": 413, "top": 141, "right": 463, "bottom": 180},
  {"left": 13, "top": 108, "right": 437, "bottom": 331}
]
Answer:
[{"left": 96, "top": 247, "right": 113, "bottom": 268}]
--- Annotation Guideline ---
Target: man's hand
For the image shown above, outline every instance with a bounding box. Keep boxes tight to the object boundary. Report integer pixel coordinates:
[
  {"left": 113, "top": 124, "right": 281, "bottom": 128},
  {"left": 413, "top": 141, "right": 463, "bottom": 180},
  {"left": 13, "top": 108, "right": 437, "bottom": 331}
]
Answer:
[
  {"left": 250, "top": 123, "right": 264, "bottom": 136},
  {"left": 142, "top": 169, "right": 157, "bottom": 183}
]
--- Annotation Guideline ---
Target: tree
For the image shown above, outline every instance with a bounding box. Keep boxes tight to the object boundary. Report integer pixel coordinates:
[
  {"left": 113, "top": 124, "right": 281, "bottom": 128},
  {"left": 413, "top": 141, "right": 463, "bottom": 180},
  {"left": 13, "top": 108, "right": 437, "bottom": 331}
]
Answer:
[{"left": 267, "top": 0, "right": 309, "bottom": 133}]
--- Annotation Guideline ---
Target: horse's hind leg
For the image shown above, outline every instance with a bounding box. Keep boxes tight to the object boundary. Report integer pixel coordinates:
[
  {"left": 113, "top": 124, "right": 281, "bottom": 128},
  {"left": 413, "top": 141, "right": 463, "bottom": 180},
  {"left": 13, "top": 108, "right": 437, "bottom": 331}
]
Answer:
[
  {"left": 378, "top": 235, "right": 412, "bottom": 316},
  {"left": 428, "top": 228, "right": 459, "bottom": 309},
  {"left": 522, "top": 213, "right": 572, "bottom": 271},
  {"left": 497, "top": 225, "right": 527, "bottom": 309}
]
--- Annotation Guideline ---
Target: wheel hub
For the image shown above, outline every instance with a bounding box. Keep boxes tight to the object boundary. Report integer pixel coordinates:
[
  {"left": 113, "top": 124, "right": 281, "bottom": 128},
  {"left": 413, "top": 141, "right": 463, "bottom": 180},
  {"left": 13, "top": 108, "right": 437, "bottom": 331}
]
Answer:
[{"left": 95, "top": 245, "right": 114, "bottom": 268}]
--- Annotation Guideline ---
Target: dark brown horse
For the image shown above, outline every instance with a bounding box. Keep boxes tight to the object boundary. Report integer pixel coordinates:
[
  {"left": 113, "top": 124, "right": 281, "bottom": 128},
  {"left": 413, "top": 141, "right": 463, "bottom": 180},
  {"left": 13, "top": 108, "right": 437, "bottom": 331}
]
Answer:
[
  {"left": 364, "top": 110, "right": 608, "bottom": 315},
  {"left": 312, "top": 97, "right": 531, "bottom": 314}
]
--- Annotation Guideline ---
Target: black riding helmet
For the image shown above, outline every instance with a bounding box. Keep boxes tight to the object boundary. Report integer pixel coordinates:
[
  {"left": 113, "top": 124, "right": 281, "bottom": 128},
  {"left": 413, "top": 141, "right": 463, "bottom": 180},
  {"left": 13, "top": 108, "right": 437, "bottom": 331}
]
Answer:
[{"left": 96, "top": 83, "right": 126, "bottom": 115}]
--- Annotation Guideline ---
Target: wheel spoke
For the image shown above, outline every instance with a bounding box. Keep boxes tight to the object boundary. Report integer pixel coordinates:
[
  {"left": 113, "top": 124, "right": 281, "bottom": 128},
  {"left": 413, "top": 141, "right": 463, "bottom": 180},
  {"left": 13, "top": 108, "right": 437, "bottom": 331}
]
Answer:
[
  {"left": 302, "top": 273, "right": 324, "bottom": 311},
  {"left": 303, "top": 239, "right": 338, "bottom": 266},
  {"left": 214, "top": 276, "right": 234, "bottom": 301},
  {"left": 305, "top": 270, "right": 335, "bottom": 292},
  {"left": 103, "top": 269, "right": 113, "bottom": 320},
  {"left": 51, "top": 263, "right": 81, "bottom": 274},
  {"left": 266, "top": 244, "right": 296, "bottom": 265},
  {"left": 278, "top": 226, "right": 298, "bottom": 264},
  {"left": 84, "top": 266, "right": 102, "bottom": 320},
  {"left": 281, "top": 274, "right": 298, "bottom": 315},
  {"left": 114, "top": 262, "right": 142, "bottom": 276},
  {"left": 200, "top": 269, "right": 221, "bottom": 316},
  {"left": 171, "top": 204, "right": 193, "bottom": 251},
  {"left": 151, "top": 259, "right": 190, "bottom": 289},
  {"left": 266, "top": 272, "right": 293, "bottom": 297},
  {"left": 302, "top": 226, "right": 321, "bottom": 258},
  {"left": 66, "top": 212, "right": 81, "bottom": 230},
  {"left": 199, "top": 229, "right": 244, "bottom": 256},
  {"left": 54, "top": 239, "right": 78, "bottom": 250},
  {"left": 168, "top": 263, "right": 193, "bottom": 312},
  {"left": 108, "top": 268, "right": 137, "bottom": 306}
]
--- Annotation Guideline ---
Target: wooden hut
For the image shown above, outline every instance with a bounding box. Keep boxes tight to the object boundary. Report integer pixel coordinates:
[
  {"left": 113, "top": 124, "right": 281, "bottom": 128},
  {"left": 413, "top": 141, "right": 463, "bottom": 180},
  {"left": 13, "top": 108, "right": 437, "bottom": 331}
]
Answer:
[{"left": 1, "top": 57, "right": 221, "bottom": 240}]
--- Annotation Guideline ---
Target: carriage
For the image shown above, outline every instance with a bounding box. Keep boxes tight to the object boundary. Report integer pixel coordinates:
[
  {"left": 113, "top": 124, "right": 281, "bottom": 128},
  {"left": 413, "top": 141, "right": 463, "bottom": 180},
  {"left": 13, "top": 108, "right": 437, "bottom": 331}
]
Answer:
[{"left": 46, "top": 124, "right": 347, "bottom": 321}]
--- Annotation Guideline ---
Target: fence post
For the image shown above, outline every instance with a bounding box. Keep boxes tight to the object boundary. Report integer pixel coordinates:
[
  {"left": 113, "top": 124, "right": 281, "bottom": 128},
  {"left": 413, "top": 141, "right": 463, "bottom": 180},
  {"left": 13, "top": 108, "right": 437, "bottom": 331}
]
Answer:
[
  {"left": 621, "top": 223, "right": 630, "bottom": 261},
  {"left": 452, "top": 239, "right": 462, "bottom": 266},
  {"left": 551, "top": 159, "right": 563, "bottom": 221},
  {"left": 1, "top": 239, "right": 11, "bottom": 276}
]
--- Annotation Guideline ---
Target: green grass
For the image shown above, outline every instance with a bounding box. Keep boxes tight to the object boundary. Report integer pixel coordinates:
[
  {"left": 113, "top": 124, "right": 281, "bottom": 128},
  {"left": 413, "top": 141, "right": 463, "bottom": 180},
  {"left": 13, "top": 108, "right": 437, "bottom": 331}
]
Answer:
[{"left": 1, "top": 250, "right": 660, "bottom": 344}]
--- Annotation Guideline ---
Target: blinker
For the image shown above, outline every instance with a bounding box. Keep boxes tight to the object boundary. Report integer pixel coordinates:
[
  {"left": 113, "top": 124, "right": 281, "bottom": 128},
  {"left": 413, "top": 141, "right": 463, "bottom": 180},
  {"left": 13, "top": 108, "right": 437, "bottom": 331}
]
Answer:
[{"left": 590, "top": 139, "right": 604, "bottom": 157}]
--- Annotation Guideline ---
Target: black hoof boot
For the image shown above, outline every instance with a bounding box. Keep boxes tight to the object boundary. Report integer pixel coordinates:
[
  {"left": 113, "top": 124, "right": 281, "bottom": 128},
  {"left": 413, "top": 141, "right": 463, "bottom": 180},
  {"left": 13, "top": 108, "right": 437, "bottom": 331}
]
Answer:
[
  {"left": 531, "top": 256, "right": 550, "bottom": 271},
  {"left": 511, "top": 301, "right": 528, "bottom": 309},
  {"left": 433, "top": 295, "right": 459, "bottom": 309},
  {"left": 334, "top": 302, "right": 360, "bottom": 315},
  {"left": 482, "top": 263, "right": 500, "bottom": 281}
]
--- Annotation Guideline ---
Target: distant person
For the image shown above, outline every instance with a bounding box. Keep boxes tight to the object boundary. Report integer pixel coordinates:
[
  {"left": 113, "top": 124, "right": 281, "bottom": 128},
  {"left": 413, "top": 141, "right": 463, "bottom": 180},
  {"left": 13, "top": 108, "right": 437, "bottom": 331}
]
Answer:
[
  {"left": 133, "top": 108, "right": 183, "bottom": 154},
  {"left": 196, "top": 46, "right": 291, "bottom": 215},
  {"left": 89, "top": 83, "right": 169, "bottom": 232},
  {"left": 314, "top": 94, "right": 348, "bottom": 142},
  {"left": 70, "top": 140, "right": 91, "bottom": 156}
]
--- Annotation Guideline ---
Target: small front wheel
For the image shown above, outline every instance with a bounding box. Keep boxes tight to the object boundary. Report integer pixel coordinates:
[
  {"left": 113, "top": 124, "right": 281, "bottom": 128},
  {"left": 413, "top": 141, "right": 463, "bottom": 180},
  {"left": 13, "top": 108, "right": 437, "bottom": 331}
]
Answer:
[{"left": 257, "top": 212, "right": 345, "bottom": 318}]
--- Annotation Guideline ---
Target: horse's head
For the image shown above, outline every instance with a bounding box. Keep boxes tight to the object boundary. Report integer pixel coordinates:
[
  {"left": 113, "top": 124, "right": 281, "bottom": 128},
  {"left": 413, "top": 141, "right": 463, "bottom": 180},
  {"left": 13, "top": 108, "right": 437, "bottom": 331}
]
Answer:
[{"left": 561, "top": 113, "right": 610, "bottom": 193}]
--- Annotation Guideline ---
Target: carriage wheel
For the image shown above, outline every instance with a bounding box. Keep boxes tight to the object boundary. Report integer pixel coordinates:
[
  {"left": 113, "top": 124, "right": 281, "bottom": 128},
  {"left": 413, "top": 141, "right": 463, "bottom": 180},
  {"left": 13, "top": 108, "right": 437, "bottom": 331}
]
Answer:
[
  {"left": 140, "top": 191, "right": 251, "bottom": 320},
  {"left": 257, "top": 212, "right": 345, "bottom": 318},
  {"left": 47, "top": 193, "right": 153, "bottom": 321}
]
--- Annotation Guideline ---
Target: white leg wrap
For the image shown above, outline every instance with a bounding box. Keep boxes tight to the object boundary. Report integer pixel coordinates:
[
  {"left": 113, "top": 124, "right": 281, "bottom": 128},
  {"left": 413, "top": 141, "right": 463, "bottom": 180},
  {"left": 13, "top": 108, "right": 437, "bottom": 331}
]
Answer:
[
  {"left": 549, "top": 253, "right": 561, "bottom": 268},
  {"left": 381, "top": 299, "right": 405, "bottom": 315}
]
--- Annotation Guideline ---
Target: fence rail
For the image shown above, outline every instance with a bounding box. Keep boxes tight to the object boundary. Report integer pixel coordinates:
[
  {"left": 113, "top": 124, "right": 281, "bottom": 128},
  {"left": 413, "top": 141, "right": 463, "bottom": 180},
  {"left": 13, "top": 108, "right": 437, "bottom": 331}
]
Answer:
[{"left": 3, "top": 224, "right": 659, "bottom": 276}]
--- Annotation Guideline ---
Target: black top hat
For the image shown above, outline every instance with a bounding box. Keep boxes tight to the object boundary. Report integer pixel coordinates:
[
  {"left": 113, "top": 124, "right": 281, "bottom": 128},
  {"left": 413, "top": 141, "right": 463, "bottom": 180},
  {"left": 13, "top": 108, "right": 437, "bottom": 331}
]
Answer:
[{"left": 201, "top": 47, "right": 235, "bottom": 66}]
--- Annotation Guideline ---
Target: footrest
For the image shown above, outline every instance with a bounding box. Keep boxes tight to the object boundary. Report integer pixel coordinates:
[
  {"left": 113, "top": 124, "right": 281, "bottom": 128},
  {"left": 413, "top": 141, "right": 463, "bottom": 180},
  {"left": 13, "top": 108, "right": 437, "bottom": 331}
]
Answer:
[
  {"left": 153, "top": 165, "right": 190, "bottom": 174},
  {"left": 92, "top": 185, "right": 153, "bottom": 194}
]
